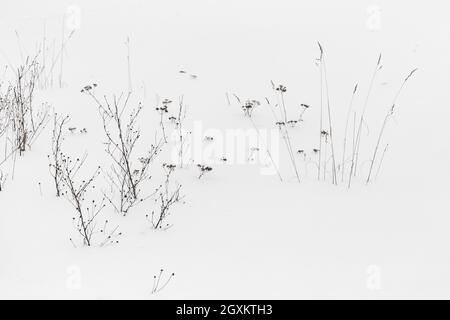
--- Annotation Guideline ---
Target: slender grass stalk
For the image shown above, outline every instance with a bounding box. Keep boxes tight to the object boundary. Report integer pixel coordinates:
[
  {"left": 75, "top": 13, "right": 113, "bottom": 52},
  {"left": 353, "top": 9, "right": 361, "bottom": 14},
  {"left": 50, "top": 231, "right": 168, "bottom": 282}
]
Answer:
[
  {"left": 366, "top": 68, "right": 417, "bottom": 184},
  {"left": 44, "top": 31, "right": 74, "bottom": 83},
  {"left": 155, "top": 269, "right": 163, "bottom": 293},
  {"left": 279, "top": 90, "right": 300, "bottom": 182},
  {"left": 317, "top": 42, "right": 324, "bottom": 181},
  {"left": 347, "top": 110, "right": 357, "bottom": 188},
  {"left": 50, "top": 39, "right": 55, "bottom": 86},
  {"left": 354, "top": 54, "right": 382, "bottom": 173},
  {"left": 366, "top": 114, "right": 389, "bottom": 184},
  {"left": 322, "top": 55, "right": 338, "bottom": 185},
  {"left": 264, "top": 96, "right": 292, "bottom": 181},
  {"left": 157, "top": 273, "right": 175, "bottom": 293},
  {"left": 177, "top": 95, "right": 186, "bottom": 168},
  {"left": 323, "top": 135, "right": 328, "bottom": 180},
  {"left": 266, "top": 89, "right": 299, "bottom": 182},
  {"left": 348, "top": 53, "right": 382, "bottom": 188},
  {"left": 284, "top": 130, "right": 300, "bottom": 182},
  {"left": 374, "top": 143, "right": 388, "bottom": 181},
  {"left": 271, "top": 84, "right": 285, "bottom": 123},
  {"left": 317, "top": 43, "right": 337, "bottom": 184},
  {"left": 341, "top": 84, "right": 358, "bottom": 182},
  {"left": 248, "top": 116, "right": 283, "bottom": 182},
  {"left": 280, "top": 90, "right": 288, "bottom": 123},
  {"left": 352, "top": 111, "right": 356, "bottom": 153}
]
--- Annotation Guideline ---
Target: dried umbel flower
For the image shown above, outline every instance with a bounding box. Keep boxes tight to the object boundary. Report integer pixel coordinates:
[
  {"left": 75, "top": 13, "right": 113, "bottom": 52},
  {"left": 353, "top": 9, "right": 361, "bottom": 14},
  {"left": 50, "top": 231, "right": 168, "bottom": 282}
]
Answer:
[
  {"left": 241, "top": 99, "right": 260, "bottom": 117},
  {"left": 156, "top": 105, "right": 169, "bottom": 113},
  {"left": 80, "top": 83, "right": 97, "bottom": 93},
  {"left": 287, "top": 120, "right": 298, "bottom": 127},
  {"left": 138, "top": 157, "right": 151, "bottom": 165},
  {"left": 163, "top": 163, "right": 177, "bottom": 171},
  {"left": 275, "top": 85, "right": 287, "bottom": 93},
  {"left": 197, "top": 164, "right": 213, "bottom": 179}
]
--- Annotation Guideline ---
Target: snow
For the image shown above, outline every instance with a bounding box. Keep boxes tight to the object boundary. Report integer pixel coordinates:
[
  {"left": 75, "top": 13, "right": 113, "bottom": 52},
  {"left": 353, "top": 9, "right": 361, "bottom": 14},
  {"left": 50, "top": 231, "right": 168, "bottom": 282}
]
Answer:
[{"left": 0, "top": 0, "right": 449, "bottom": 299}]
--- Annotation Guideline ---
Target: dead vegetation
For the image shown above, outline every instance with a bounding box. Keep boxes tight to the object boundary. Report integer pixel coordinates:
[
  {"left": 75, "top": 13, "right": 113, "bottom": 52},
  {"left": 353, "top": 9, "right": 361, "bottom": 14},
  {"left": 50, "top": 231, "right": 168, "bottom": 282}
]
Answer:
[{"left": 84, "top": 88, "right": 164, "bottom": 216}]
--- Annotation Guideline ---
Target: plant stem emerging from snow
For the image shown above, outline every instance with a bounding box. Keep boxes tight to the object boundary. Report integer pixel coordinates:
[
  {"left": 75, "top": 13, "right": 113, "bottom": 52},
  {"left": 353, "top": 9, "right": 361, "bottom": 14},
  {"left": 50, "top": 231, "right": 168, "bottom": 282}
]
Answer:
[
  {"left": 341, "top": 83, "right": 358, "bottom": 183},
  {"left": 366, "top": 69, "right": 417, "bottom": 184},
  {"left": 318, "top": 42, "right": 337, "bottom": 184},
  {"left": 317, "top": 43, "right": 324, "bottom": 181},
  {"left": 348, "top": 53, "right": 382, "bottom": 188},
  {"left": 48, "top": 113, "right": 69, "bottom": 197}
]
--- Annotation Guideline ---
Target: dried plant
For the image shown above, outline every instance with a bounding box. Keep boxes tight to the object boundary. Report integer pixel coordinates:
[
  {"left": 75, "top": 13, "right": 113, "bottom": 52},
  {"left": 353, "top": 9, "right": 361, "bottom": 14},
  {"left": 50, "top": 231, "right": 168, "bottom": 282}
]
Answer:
[
  {"left": 84, "top": 88, "right": 163, "bottom": 215},
  {"left": 317, "top": 42, "right": 337, "bottom": 185},
  {"left": 156, "top": 98, "right": 171, "bottom": 143},
  {"left": 0, "top": 170, "right": 7, "bottom": 192},
  {"left": 197, "top": 164, "right": 213, "bottom": 179},
  {"left": 317, "top": 43, "right": 324, "bottom": 181},
  {"left": 98, "top": 220, "right": 123, "bottom": 248},
  {"left": 341, "top": 84, "right": 358, "bottom": 183},
  {"left": 148, "top": 163, "right": 183, "bottom": 229},
  {"left": 286, "top": 119, "right": 299, "bottom": 128},
  {"left": 59, "top": 153, "right": 104, "bottom": 247},
  {"left": 0, "top": 84, "right": 12, "bottom": 138},
  {"left": 275, "top": 84, "right": 288, "bottom": 123},
  {"left": 174, "top": 96, "right": 188, "bottom": 167},
  {"left": 241, "top": 99, "right": 260, "bottom": 117},
  {"left": 374, "top": 143, "right": 389, "bottom": 181},
  {"left": 0, "top": 84, "right": 12, "bottom": 180},
  {"left": 10, "top": 56, "right": 50, "bottom": 155},
  {"left": 298, "top": 103, "right": 310, "bottom": 122},
  {"left": 151, "top": 269, "right": 175, "bottom": 294},
  {"left": 48, "top": 113, "right": 70, "bottom": 197},
  {"left": 30, "top": 26, "right": 76, "bottom": 89},
  {"left": 247, "top": 114, "right": 283, "bottom": 182},
  {"left": 267, "top": 87, "right": 300, "bottom": 182},
  {"left": 366, "top": 69, "right": 417, "bottom": 184},
  {"left": 349, "top": 53, "right": 382, "bottom": 187},
  {"left": 321, "top": 130, "right": 329, "bottom": 180}
]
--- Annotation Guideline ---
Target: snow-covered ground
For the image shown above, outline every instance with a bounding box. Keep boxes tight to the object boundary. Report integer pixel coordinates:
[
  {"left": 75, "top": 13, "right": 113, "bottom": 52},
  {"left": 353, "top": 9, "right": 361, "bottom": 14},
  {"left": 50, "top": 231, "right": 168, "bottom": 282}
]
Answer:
[{"left": 0, "top": 0, "right": 449, "bottom": 299}]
